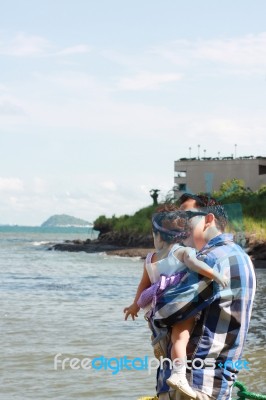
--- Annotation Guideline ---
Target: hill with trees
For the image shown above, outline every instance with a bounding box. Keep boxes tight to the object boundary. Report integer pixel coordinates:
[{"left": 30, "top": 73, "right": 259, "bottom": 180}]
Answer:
[{"left": 41, "top": 214, "right": 92, "bottom": 227}]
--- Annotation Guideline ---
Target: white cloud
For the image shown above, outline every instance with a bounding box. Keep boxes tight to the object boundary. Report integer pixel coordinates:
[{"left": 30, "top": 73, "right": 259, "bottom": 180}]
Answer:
[
  {"left": 0, "top": 178, "right": 24, "bottom": 192},
  {"left": 0, "top": 32, "right": 90, "bottom": 58},
  {"left": 32, "top": 178, "right": 48, "bottom": 194},
  {"left": 118, "top": 71, "right": 183, "bottom": 90},
  {"left": 101, "top": 49, "right": 136, "bottom": 67},
  {"left": 0, "top": 182, "right": 149, "bottom": 225},
  {"left": 100, "top": 180, "right": 117, "bottom": 191},
  {"left": 57, "top": 44, "right": 91, "bottom": 56},
  {"left": 140, "top": 184, "right": 149, "bottom": 193},
  {"left": 7, "top": 69, "right": 266, "bottom": 154},
  {"left": 1, "top": 13, "right": 265, "bottom": 227},
  {"left": 13, "top": 70, "right": 187, "bottom": 134},
  {"left": 34, "top": 71, "right": 100, "bottom": 91},
  {"left": 196, "top": 34, "right": 266, "bottom": 68},
  {"left": 152, "top": 33, "right": 266, "bottom": 74},
  {"left": 0, "top": 99, "right": 25, "bottom": 115},
  {"left": 3, "top": 32, "right": 52, "bottom": 56},
  {"left": 0, "top": 83, "right": 9, "bottom": 91},
  {"left": 0, "top": 169, "right": 173, "bottom": 225}
]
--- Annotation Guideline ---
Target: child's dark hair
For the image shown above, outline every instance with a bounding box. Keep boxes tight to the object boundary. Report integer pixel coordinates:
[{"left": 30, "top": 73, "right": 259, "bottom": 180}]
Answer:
[{"left": 152, "top": 204, "right": 190, "bottom": 243}]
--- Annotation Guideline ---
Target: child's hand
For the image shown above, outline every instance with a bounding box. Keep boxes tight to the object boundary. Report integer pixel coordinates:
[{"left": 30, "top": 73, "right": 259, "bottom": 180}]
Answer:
[
  {"left": 214, "top": 273, "right": 229, "bottom": 288},
  {"left": 123, "top": 303, "right": 140, "bottom": 321}
]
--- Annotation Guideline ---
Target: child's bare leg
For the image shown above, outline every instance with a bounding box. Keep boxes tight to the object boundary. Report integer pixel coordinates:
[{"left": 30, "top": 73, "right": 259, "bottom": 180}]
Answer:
[
  {"left": 166, "top": 317, "right": 196, "bottom": 399},
  {"left": 171, "top": 317, "right": 194, "bottom": 361}
]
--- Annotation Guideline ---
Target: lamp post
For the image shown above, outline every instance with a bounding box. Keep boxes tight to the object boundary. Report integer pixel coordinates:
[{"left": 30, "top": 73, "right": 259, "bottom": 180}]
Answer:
[
  {"left": 189, "top": 147, "right": 191, "bottom": 159},
  {"left": 218, "top": 151, "right": 220, "bottom": 159},
  {"left": 234, "top": 144, "right": 237, "bottom": 159},
  {"left": 203, "top": 149, "right": 206, "bottom": 158},
  {"left": 198, "top": 144, "right": 200, "bottom": 160}
]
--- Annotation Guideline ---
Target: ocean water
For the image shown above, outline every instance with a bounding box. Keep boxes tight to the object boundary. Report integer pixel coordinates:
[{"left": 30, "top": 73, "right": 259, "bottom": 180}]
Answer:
[{"left": 0, "top": 226, "right": 265, "bottom": 400}]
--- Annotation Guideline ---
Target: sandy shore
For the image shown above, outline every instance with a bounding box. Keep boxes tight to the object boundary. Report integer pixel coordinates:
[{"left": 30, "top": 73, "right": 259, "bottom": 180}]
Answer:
[
  {"left": 105, "top": 247, "right": 264, "bottom": 267},
  {"left": 50, "top": 240, "right": 266, "bottom": 267},
  {"left": 106, "top": 248, "right": 154, "bottom": 259},
  {"left": 106, "top": 248, "right": 265, "bottom": 268}
]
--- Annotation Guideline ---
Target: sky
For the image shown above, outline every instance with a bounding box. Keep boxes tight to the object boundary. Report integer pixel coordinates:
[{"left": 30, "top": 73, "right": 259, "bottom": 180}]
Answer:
[{"left": 1, "top": 0, "right": 266, "bottom": 225}]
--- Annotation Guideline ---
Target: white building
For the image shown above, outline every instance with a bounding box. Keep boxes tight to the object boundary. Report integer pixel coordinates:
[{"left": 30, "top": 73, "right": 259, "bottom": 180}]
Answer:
[{"left": 174, "top": 156, "right": 266, "bottom": 196}]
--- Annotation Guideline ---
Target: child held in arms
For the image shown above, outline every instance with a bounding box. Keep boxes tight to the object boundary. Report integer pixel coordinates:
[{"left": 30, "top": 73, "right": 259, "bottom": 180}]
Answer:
[{"left": 124, "top": 205, "right": 228, "bottom": 399}]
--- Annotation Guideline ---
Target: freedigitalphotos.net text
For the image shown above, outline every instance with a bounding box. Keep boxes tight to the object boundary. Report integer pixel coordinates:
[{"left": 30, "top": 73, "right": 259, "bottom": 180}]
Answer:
[{"left": 54, "top": 353, "right": 250, "bottom": 375}]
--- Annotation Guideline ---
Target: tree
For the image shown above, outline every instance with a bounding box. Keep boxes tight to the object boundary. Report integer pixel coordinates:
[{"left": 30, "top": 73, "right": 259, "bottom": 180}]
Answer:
[
  {"left": 149, "top": 189, "right": 160, "bottom": 206},
  {"left": 93, "top": 215, "right": 114, "bottom": 235},
  {"left": 217, "top": 178, "right": 246, "bottom": 200},
  {"left": 258, "top": 185, "right": 266, "bottom": 198}
]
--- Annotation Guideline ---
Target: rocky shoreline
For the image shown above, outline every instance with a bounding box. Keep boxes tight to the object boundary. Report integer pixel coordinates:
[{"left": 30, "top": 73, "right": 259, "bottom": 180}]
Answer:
[
  {"left": 49, "top": 231, "right": 154, "bottom": 255},
  {"left": 48, "top": 232, "right": 266, "bottom": 268}
]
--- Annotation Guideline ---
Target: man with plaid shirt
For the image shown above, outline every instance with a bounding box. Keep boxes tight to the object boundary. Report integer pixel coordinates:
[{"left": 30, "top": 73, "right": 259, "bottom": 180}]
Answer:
[{"left": 152, "top": 194, "right": 256, "bottom": 400}]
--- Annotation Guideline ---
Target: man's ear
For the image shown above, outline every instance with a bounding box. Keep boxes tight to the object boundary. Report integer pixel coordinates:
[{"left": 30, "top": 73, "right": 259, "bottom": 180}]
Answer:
[{"left": 204, "top": 213, "right": 215, "bottom": 228}]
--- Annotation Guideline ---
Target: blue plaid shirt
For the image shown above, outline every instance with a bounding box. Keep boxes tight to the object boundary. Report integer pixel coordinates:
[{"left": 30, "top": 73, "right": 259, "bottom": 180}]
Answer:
[{"left": 153, "top": 234, "right": 256, "bottom": 400}]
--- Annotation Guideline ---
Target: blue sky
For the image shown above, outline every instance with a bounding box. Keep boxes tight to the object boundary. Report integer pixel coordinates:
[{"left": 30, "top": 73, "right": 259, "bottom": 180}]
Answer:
[{"left": 1, "top": 0, "right": 266, "bottom": 225}]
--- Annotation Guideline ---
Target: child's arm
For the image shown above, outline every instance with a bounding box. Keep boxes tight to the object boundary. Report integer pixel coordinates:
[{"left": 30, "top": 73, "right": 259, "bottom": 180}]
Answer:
[
  {"left": 123, "top": 265, "right": 151, "bottom": 321},
  {"left": 175, "top": 247, "right": 229, "bottom": 288}
]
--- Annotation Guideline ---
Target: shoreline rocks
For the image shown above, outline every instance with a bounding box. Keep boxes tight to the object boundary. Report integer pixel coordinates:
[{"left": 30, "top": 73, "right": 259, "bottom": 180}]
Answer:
[
  {"left": 48, "top": 233, "right": 266, "bottom": 267},
  {"left": 49, "top": 232, "right": 154, "bottom": 255}
]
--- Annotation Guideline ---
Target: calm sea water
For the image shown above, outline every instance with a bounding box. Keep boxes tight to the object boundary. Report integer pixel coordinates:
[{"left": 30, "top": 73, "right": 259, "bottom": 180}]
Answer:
[{"left": 0, "top": 226, "right": 265, "bottom": 399}]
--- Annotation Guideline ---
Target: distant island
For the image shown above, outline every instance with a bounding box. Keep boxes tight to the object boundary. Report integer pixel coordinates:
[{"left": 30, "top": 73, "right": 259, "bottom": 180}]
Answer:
[{"left": 41, "top": 214, "right": 92, "bottom": 227}]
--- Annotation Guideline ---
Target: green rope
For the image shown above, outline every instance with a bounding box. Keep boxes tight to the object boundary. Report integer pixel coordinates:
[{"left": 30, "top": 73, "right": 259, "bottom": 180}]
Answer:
[
  {"left": 138, "top": 381, "right": 266, "bottom": 400},
  {"left": 233, "top": 381, "right": 266, "bottom": 400}
]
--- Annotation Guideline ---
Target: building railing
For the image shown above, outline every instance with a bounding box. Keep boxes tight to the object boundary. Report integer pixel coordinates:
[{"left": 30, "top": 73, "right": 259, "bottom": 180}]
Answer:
[{"left": 176, "top": 156, "right": 265, "bottom": 162}]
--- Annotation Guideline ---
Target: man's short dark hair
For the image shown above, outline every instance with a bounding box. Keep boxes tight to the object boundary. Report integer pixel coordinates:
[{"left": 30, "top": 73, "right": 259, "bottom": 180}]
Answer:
[{"left": 179, "top": 193, "right": 228, "bottom": 231}]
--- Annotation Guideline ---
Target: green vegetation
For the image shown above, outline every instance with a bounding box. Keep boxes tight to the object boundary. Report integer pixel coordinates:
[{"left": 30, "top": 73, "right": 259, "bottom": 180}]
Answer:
[
  {"left": 93, "top": 205, "right": 157, "bottom": 236},
  {"left": 213, "top": 179, "right": 266, "bottom": 240},
  {"left": 93, "top": 179, "right": 266, "bottom": 240}
]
